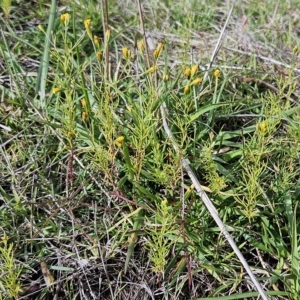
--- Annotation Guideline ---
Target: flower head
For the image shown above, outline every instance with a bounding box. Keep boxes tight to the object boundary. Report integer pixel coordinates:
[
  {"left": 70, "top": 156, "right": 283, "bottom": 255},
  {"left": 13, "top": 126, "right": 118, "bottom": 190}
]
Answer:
[
  {"left": 161, "top": 199, "right": 168, "bottom": 209},
  {"left": 82, "top": 111, "right": 88, "bottom": 122},
  {"left": 137, "top": 40, "right": 144, "bottom": 52},
  {"left": 184, "top": 85, "right": 190, "bottom": 94},
  {"left": 105, "top": 29, "right": 111, "bottom": 43},
  {"left": 84, "top": 18, "right": 91, "bottom": 28},
  {"left": 258, "top": 122, "right": 267, "bottom": 133},
  {"left": 84, "top": 18, "right": 92, "bottom": 39},
  {"left": 191, "top": 77, "right": 202, "bottom": 86},
  {"left": 163, "top": 72, "right": 169, "bottom": 81},
  {"left": 293, "top": 45, "right": 299, "bottom": 55},
  {"left": 81, "top": 98, "right": 87, "bottom": 108},
  {"left": 256, "top": 121, "right": 267, "bottom": 134},
  {"left": 184, "top": 67, "right": 191, "bottom": 78},
  {"left": 60, "top": 13, "right": 70, "bottom": 26},
  {"left": 147, "top": 65, "right": 158, "bottom": 73},
  {"left": 52, "top": 87, "right": 63, "bottom": 94},
  {"left": 153, "top": 42, "right": 163, "bottom": 59},
  {"left": 191, "top": 65, "right": 198, "bottom": 78},
  {"left": 38, "top": 24, "right": 45, "bottom": 32},
  {"left": 214, "top": 69, "right": 221, "bottom": 78},
  {"left": 93, "top": 35, "right": 101, "bottom": 49},
  {"left": 67, "top": 131, "right": 75, "bottom": 139},
  {"left": 122, "top": 47, "right": 131, "bottom": 60},
  {"left": 115, "top": 136, "right": 124, "bottom": 148},
  {"left": 96, "top": 51, "right": 103, "bottom": 60}
]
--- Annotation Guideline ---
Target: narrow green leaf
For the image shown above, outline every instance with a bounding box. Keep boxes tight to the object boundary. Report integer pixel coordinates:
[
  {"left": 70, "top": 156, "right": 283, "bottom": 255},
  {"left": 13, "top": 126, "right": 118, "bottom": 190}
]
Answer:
[
  {"left": 194, "top": 290, "right": 289, "bottom": 300},
  {"left": 186, "top": 103, "right": 226, "bottom": 125},
  {"left": 132, "top": 182, "right": 157, "bottom": 201},
  {"left": 36, "top": 0, "right": 57, "bottom": 108},
  {"left": 122, "top": 141, "right": 135, "bottom": 180},
  {"left": 124, "top": 209, "right": 144, "bottom": 274}
]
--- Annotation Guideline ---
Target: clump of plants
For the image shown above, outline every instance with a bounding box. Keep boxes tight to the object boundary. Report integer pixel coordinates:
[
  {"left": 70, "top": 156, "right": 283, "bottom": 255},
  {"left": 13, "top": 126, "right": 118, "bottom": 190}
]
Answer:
[{"left": 1, "top": 0, "right": 300, "bottom": 299}]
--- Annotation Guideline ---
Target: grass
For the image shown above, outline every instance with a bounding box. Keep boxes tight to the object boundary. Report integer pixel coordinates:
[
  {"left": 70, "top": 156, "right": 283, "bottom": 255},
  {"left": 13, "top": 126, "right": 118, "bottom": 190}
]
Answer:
[{"left": 1, "top": 0, "right": 300, "bottom": 299}]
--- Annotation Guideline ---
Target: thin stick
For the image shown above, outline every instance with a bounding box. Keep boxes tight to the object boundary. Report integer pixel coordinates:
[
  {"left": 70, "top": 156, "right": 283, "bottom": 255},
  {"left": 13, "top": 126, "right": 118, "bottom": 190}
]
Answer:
[
  {"left": 101, "top": 0, "right": 110, "bottom": 79},
  {"left": 225, "top": 46, "right": 300, "bottom": 74},
  {"left": 180, "top": 164, "right": 192, "bottom": 288},
  {"left": 202, "top": 0, "right": 236, "bottom": 84},
  {"left": 136, "top": 0, "right": 151, "bottom": 68}
]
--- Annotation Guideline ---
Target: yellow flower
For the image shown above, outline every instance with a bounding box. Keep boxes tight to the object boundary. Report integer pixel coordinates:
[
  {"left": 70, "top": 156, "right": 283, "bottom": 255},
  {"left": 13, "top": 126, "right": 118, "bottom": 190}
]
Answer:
[
  {"left": 84, "top": 18, "right": 92, "bottom": 39},
  {"left": 153, "top": 49, "right": 159, "bottom": 59},
  {"left": 184, "top": 85, "right": 190, "bottom": 94},
  {"left": 156, "top": 42, "right": 163, "bottom": 52},
  {"left": 259, "top": 122, "right": 267, "bottom": 133},
  {"left": 96, "top": 51, "right": 103, "bottom": 60},
  {"left": 84, "top": 18, "right": 91, "bottom": 28},
  {"left": 191, "top": 64, "right": 198, "bottom": 78},
  {"left": 256, "top": 122, "right": 267, "bottom": 133},
  {"left": 82, "top": 111, "right": 88, "bottom": 122},
  {"left": 190, "top": 77, "right": 202, "bottom": 86},
  {"left": 161, "top": 199, "right": 168, "bottom": 209},
  {"left": 153, "top": 42, "right": 163, "bottom": 59},
  {"left": 163, "top": 72, "right": 169, "bottom": 81},
  {"left": 93, "top": 35, "right": 101, "bottom": 49},
  {"left": 214, "top": 69, "right": 221, "bottom": 78},
  {"left": 115, "top": 136, "right": 124, "bottom": 147},
  {"left": 60, "top": 13, "right": 70, "bottom": 26},
  {"left": 38, "top": 24, "right": 45, "bottom": 32},
  {"left": 52, "top": 87, "right": 62, "bottom": 93},
  {"left": 67, "top": 131, "right": 75, "bottom": 139},
  {"left": 184, "top": 67, "right": 191, "bottom": 78},
  {"left": 122, "top": 47, "right": 131, "bottom": 60},
  {"left": 81, "top": 98, "right": 87, "bottom": 108},
  {"left": 147, "top": 65, "right": 157, "bottom": 73},
  {"left": 105, "top": 29, "right": 111, "bottom": 43},
  {"left": 293, "top": 45, "right": 299, "bottom": 55},
  {"left": 137, "top": 40, "right": 144, "bottom": 52}
]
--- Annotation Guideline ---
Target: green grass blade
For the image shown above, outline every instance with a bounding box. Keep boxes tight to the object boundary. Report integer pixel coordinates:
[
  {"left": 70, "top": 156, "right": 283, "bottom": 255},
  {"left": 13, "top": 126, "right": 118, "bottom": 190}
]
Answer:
[
  {"left": 35, "top": 0, "right": 57, "bottom": 108},
  {"left": 124, "top": 208, "right": 144, "bottom": 274},
  {"left": 194, "top": 290, "right": 289, "bottom": 300}
]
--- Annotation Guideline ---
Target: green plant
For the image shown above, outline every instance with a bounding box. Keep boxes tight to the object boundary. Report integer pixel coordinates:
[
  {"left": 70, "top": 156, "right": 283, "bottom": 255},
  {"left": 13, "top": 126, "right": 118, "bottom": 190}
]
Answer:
[
  {"left": 145, "top": 199, "right": 178, "bottom": 274},
  {"left": 0, "top": 235, "right": 23, "bottom": 299},
  {"left": 2, "top": 0, "right": 300, "bottom": 299},
  {"left": 0, "top": 0, "right": 11, "bottom": 19}
]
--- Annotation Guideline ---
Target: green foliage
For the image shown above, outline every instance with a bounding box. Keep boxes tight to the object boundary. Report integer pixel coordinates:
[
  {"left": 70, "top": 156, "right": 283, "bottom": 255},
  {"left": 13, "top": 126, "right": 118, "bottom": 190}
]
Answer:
[
  {"left": 0, "top": 0, "right": 11, "bottom": 19},
  {"left": 1, "top": 0, "right": 300, "bottom": 298},
  {"left": 0, "top": 237, "right": 23, "bottom": 299},
  {"left": 200, "top": 135, "right": 227, "bottom": 194},
  {"left": 145, "top": 199, "right": 178, "bottom": 274}
]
